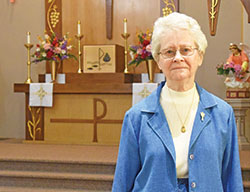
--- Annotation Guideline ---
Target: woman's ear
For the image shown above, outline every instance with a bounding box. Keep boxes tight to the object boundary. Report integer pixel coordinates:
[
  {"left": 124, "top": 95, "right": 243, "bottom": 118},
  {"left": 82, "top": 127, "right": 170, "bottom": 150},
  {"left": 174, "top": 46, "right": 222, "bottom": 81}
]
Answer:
[
  {"left": 198, "top": 53, "right": 203, "bottom": 66},
  {"left": 158, "top": 63, "right": 162, "bottom": 70}
]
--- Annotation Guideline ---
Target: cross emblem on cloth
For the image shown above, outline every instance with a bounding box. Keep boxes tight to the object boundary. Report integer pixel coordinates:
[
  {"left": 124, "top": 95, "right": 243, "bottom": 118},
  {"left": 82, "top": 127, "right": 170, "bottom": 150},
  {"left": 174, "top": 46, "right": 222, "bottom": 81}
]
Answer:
[
  {"left": 138, "top": 86, "right": 152, "bottom": 98},
  {"left": 29, "top": 83, "right": 53, "bottom": 107},
  {"left": 34, "top": 86, "right": 48, "bottom": 105}
]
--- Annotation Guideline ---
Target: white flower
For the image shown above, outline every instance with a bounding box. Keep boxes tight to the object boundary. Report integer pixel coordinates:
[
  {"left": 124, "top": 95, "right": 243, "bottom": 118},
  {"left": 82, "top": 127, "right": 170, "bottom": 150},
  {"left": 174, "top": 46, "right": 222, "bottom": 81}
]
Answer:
[
  {"left": 41, "top": 41, "right": 46, "bottom": 45},
  {"left": 36, "top": 48, "right": 40, "bottom": 52},
  {"left": 61, "top": 50, "right": 66, "bottom": 54},
  {"left": 44, "top": 34, "right": 49, "bottom": 39},
  {"left": 67, "top": 45, "right": 72, "bottom": 50},
  {"left": 42, "top": 53, "right": 46, "bottom": 57},
  {"left": 130, "top": 51, "right": 135, "bottom": 60}
]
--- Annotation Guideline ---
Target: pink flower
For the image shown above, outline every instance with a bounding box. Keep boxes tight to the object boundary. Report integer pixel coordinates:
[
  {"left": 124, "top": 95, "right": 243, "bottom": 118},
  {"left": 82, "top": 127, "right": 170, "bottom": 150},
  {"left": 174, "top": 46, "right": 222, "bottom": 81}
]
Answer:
[
  {"left": 234, "top": 64, "right": 242, "bottom": 73},
  {"left": 137, "top": 48, "right": 143, "bottom": 55},
  {"left": 146, "top": 44, "right": 152, "bottom": 52},
  {"left": 228, "top": 62, "right": 234, "bottom": 68},
  {"left": 54, "top": 47, "right": 61, "bottom": 54},
  {"left": 43, "top": 43, "right": 51, "bottom": 50}
]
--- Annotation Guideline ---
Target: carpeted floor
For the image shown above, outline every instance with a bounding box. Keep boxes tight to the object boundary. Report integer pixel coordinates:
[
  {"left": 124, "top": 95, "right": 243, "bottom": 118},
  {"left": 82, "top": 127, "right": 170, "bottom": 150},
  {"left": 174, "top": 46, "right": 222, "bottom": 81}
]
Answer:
[
  {"left": 0, "top": 138, "right": 249, "bottom": 167},
  {"left": 0, "top": 139, "right": 118, "bottom": 164}
]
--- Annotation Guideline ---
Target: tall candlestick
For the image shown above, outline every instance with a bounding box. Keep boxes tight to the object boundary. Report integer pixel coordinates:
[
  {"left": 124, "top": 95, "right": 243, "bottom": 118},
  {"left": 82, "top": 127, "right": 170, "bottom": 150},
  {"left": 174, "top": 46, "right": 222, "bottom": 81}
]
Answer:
[
  {"left": 27, "top": 32, "right": 31, "bottom": 44},
  {"left": 24, "top": 43, "right": 34, "bottom": 84},
  {"left": 77, "top": 21, "right": 81, "bottom": 35},
  {"left": 121, "top": 32, "right": 130, "bottom": 73},
  {"left": 123, "top": 18, "right": 127, "bottom": 34},
  {"left": 75, "top": 33, "right": 84, "bottom": 73}
]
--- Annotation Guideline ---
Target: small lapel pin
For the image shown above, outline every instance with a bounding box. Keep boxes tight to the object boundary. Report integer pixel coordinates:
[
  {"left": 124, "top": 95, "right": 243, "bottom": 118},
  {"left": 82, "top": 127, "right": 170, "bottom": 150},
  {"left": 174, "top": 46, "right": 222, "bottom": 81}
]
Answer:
[{"left": 200, "top": 112, "right": 205, "bottom": 121}]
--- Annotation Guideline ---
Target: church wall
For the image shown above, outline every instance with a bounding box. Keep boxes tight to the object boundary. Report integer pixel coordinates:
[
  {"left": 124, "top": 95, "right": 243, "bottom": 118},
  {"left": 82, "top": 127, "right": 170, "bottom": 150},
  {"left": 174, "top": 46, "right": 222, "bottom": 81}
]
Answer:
[
  {"left": 0, "top": 0, "right": 249, "bottom": 141},
  {"left": 0, "top": 1, "right": 45, "bottom": 138}
]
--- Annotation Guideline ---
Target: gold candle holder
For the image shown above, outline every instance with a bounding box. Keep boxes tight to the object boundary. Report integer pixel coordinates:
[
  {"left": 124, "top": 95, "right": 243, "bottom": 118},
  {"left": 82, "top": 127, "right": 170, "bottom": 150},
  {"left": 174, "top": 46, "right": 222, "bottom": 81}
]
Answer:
[
  {"left": 121, "top": 33, "right": 130, "bottom": 73},
  {"left": 75, "top": 33, "right": 84, "bottom": 73},
  {"left": 24, "top": 43, "right": 34, "bottom": 84}
]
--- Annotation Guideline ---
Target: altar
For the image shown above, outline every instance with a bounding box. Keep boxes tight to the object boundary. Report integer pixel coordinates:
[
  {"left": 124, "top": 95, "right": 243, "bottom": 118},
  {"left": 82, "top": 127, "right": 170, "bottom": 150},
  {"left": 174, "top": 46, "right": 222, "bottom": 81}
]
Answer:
[{"left": 14, "top": 73, "right": 141, "bottom": 145}]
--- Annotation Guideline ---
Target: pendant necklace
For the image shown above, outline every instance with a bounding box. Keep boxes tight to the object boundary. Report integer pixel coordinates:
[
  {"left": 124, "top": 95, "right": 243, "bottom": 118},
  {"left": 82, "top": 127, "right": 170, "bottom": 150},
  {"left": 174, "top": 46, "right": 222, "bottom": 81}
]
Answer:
[{"left": 168, "top": 87, "right": 196, "bottom": 133}]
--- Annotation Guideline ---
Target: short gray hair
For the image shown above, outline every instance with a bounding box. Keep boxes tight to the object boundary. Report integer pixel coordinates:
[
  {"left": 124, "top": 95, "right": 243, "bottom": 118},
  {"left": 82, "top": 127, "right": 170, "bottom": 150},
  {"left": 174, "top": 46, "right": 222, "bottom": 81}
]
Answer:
[{"left": 151, "top": 12, "right": 208, "bottom": 61}]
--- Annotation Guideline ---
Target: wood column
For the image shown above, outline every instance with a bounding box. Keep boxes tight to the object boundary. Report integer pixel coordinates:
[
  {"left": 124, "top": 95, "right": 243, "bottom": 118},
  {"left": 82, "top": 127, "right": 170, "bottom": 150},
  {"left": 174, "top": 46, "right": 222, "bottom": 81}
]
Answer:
[{"left": 45, "top": 0, "right": 62, "bottom": 73}]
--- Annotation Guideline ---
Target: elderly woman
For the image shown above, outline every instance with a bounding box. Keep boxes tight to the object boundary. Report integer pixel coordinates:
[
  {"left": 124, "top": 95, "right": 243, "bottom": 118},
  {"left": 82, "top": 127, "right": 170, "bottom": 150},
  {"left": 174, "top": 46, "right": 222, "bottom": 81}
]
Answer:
[{"left": 112, "top": 13, "right": 243, "bottom": 192}]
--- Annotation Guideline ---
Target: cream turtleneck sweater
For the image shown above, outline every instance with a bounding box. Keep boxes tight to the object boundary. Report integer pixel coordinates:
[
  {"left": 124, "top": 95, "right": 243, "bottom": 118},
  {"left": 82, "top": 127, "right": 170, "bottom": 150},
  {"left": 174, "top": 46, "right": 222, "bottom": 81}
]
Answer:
[{"left": 160, "top": 83, "right": 199, "bottom": 178}]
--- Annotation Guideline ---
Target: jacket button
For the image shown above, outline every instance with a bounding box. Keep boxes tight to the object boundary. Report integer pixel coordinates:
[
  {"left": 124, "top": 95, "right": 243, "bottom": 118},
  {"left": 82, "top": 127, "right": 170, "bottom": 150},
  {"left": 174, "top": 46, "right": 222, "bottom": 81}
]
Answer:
[
  {"left": 189, "top": 154, "right": 194, "bottom": 160},
  {"left": 191, "top": 182, "right": 196, "bottom": 188}
]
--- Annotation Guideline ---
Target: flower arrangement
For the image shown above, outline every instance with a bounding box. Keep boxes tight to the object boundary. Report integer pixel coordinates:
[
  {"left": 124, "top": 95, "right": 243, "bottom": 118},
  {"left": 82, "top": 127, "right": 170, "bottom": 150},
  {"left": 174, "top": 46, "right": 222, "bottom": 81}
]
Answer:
[
  {"left": 32, "top": 32, "right": 76, "bottom": 63},
  {"left": 129, "top": 30, "right": 153, "bottom": 66},
  {"left": 216, "top": 62, "right": 248, "bottom": 80}
]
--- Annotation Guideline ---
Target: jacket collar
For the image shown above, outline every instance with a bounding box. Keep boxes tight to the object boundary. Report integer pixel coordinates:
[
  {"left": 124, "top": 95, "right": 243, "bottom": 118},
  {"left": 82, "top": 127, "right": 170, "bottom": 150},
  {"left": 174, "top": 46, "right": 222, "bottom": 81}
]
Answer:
[{"left": 141, "top": 81, "right": 217, "bottom": 113}]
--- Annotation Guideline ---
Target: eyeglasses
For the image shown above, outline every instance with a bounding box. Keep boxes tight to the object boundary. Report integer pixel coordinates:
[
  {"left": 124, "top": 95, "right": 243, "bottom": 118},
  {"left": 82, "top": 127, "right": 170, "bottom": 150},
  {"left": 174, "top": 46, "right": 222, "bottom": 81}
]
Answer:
[{"left": 158, "top": 46, "right": 199, "bottom": 60}]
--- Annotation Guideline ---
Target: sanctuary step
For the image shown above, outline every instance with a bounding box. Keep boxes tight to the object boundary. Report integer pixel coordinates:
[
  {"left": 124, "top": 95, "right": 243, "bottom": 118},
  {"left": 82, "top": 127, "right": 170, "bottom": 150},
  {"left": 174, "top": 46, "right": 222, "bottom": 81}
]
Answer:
[
  {"left": 0, "top": 139, "right": 118, "bottom": 192},
  {"left": 0, "top": 139, "right": 249, "bottom": 191}
]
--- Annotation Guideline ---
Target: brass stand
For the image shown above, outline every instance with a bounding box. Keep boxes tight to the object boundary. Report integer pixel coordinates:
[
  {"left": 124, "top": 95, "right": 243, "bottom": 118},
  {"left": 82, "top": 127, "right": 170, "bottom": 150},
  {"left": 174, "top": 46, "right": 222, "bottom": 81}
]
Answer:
[
  {"left": 75, "top": 34, "right": 84, "bottom": 73},
  {"left": 24, "top": 43, "right": 34, "bottom": 84},
  {"left": 121, "top": 33, "right": 130, "bottom": 73}
]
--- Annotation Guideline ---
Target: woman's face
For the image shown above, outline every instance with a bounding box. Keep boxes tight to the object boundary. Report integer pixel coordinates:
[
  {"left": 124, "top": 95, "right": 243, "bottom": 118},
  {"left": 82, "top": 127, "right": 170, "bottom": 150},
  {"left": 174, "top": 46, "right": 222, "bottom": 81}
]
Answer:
[
  {"left": 231, "top": 48, "right": 240, "bottom": 55},
  {"left": 157, "top": 29, "right": 203, "bottom": 84}
]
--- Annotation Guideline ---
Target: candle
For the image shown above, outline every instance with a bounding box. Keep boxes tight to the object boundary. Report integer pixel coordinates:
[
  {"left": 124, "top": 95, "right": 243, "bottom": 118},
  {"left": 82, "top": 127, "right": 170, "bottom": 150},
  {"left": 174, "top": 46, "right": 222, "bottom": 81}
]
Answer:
[
  {"left": 123, "top": 18, "right": 127, "bottom": 34},
  {"left": 77, "top": 20, "right": 81, "bottom": 35},
  {"left": 27, "top": 32, "right": 31, "bottom": 44}
]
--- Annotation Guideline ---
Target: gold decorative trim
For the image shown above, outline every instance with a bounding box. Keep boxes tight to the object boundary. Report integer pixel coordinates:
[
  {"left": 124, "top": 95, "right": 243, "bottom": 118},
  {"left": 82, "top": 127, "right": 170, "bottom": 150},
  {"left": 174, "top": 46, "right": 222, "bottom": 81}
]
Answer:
[
  {"left": 27, "top": 106, "right": 42, "bottom": 141},
  {"left": 162, "top": 0, "right": 176, "bottom": 16},
  {"left": 47, "top": 0, "right": 60, "bottom": 33},
  {"left": 209, "top": 0, "right": 218, "bottom": 33}
]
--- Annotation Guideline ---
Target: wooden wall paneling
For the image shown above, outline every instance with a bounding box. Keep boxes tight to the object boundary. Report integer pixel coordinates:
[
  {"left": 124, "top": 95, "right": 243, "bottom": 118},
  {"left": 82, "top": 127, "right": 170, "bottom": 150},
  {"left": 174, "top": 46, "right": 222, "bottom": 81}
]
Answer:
[
  {"left": 62, "top": 0, "right": 106, "bottom": 73},
  {"left": 45, "top": 0, "right": 62, "bottom": 73},
  {"left": 106, "top": 0, "right": 113, "bottom": 39},
  {"left": 61, "top": 0, "right": 161, "bottom": 73},
  {"left": 113, "top": 0, "right": 161, "bottom": 74}
]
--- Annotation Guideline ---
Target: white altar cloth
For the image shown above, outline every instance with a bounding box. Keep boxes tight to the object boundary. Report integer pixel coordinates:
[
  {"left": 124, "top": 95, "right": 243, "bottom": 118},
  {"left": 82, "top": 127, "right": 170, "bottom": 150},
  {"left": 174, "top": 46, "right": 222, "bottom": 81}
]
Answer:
[{"left": 29, "top": 83, "right": 53, "bottom": 107}]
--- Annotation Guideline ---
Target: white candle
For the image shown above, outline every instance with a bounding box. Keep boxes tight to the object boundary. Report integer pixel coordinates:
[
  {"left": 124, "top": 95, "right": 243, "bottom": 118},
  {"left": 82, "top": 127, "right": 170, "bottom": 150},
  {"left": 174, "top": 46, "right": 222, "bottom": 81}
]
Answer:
[
  {"left": 123, "top": 18, "right": 127, "bottom": 34},
  {"left": 27, "top": 32, "right": 31, "bottom": 44},
  {"left": 77, "top": 21, "right": 81, "bottom": 35}
]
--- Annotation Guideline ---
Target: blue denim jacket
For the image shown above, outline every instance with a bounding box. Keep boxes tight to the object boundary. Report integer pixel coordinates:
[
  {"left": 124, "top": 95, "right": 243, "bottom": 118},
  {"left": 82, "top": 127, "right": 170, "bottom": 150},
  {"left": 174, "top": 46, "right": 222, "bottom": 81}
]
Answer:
[{"left": 112, "top": 82, "right": 243, "bottom": 192}]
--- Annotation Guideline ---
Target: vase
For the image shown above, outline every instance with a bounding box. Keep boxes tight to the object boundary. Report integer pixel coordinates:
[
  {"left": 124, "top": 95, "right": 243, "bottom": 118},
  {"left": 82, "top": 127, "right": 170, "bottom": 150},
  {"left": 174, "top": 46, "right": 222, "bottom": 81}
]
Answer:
[
  {"left": 51, "top": 60, "right": 58, "bottom": 83},
  {"left": 146, "top": 59, "right": 157, "bottom": 83}
]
